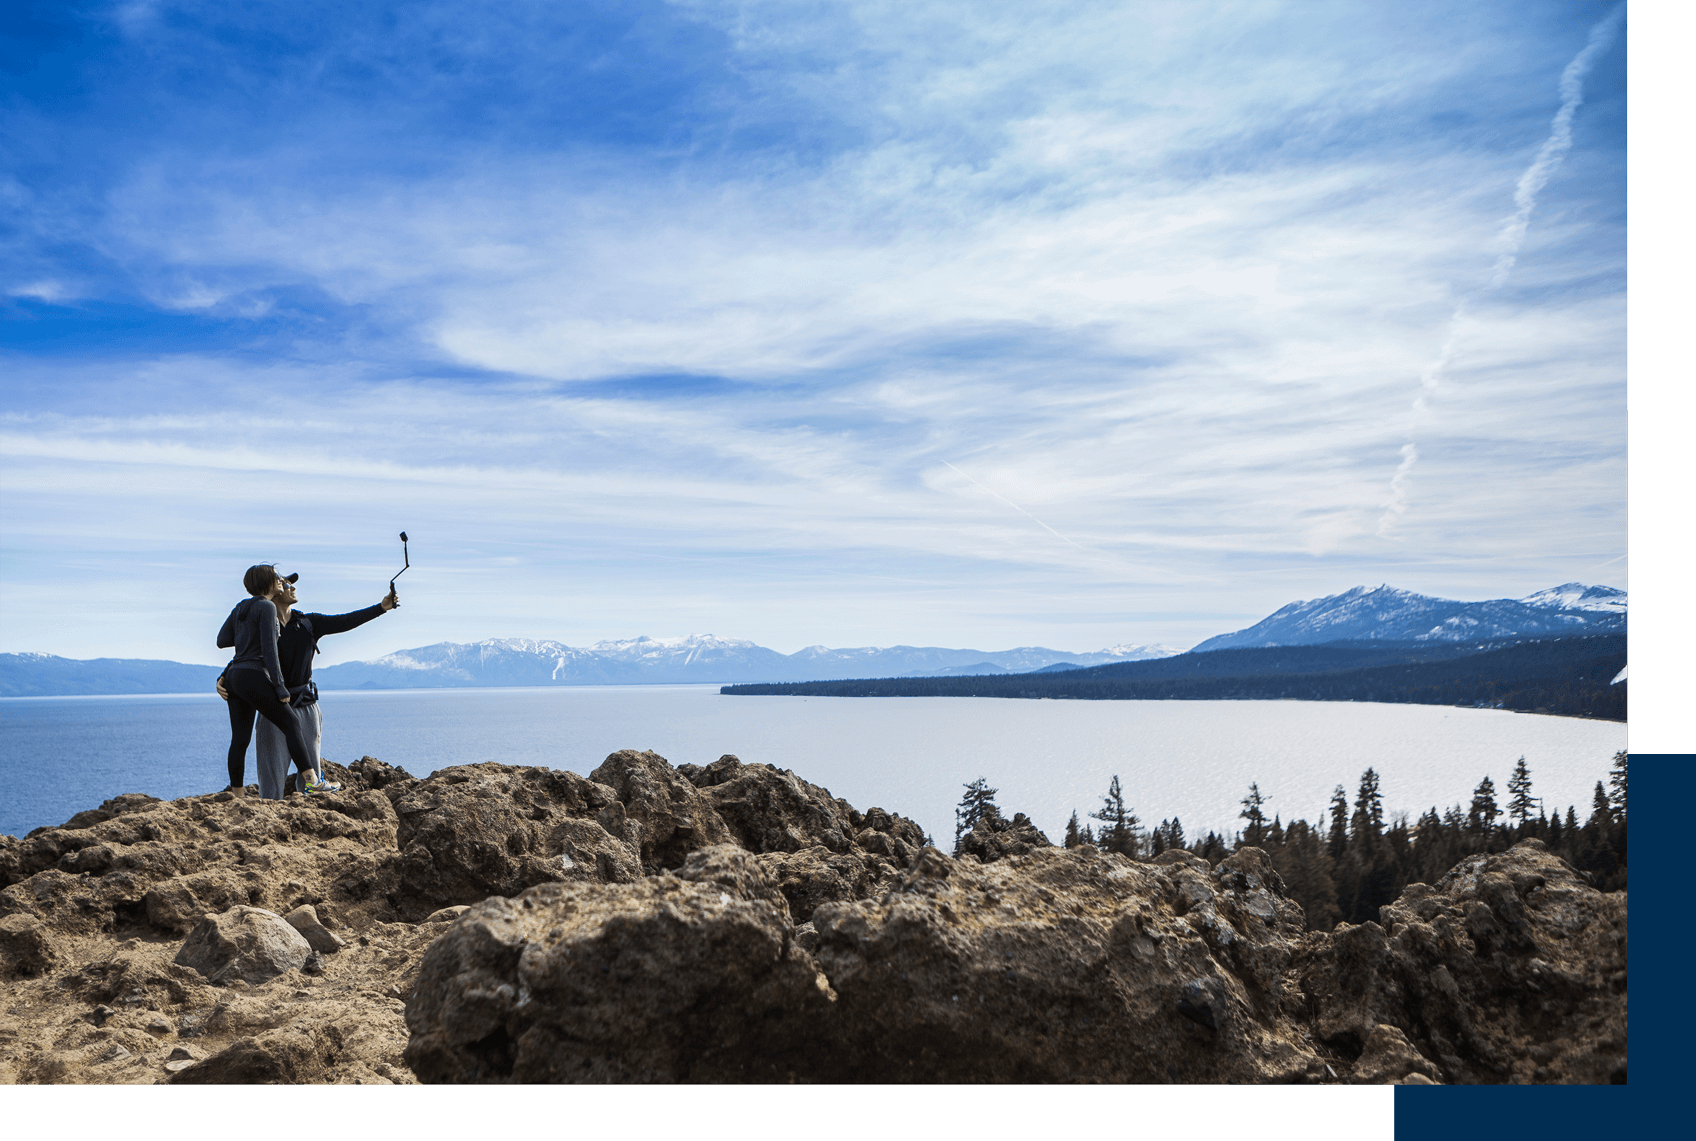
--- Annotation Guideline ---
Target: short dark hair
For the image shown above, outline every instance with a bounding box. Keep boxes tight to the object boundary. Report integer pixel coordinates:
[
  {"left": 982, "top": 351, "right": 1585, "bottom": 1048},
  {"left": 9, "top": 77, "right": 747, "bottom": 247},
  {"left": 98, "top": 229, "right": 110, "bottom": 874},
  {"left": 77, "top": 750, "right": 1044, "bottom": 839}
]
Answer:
[{"left": 243, "top": 564, "right": 281, "bottom": 597}]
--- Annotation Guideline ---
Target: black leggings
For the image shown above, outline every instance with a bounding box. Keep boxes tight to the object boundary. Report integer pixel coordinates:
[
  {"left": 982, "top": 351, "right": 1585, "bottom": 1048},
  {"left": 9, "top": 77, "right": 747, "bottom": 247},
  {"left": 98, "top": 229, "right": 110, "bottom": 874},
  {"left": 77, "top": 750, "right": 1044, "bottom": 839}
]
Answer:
[{"left": 225, "top": 668, "right": 316, "bottom": 788}]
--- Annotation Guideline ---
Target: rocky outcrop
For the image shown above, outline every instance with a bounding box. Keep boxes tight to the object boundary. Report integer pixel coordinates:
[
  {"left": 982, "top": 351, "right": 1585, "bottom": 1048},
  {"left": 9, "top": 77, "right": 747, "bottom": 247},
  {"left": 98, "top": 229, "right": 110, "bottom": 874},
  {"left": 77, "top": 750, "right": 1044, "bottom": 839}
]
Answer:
[
  {"left": 1300, "top": 840, "right": 1627, "bottom": 1084},
  {"left": 0, "top": 750, "right": 1625, "bottom": 1085},
  {"left": 954, "top": 808, "right": 1053, "bottom": 863}
]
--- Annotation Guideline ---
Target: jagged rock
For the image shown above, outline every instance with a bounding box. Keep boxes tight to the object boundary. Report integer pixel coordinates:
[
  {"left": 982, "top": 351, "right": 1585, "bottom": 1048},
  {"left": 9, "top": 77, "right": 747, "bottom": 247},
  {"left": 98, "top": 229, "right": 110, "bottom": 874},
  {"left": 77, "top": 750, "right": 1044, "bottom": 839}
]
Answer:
[
  {"left": 802, "top": 845, "right": 1317, "bottom": 1082},
  {"left": 589, "top": 750, "right": 737, "bottom": 871},
  {"left": 390, "top": 763, "right": 635, "bottom": 916},
  {"left": 403, "top": 847, "right": 830, "bottom": 1082},
  {"left": 0, "top": 749, "right": 1627, "bottom": 1087},
  {"left": 1352, "top": 1023, "right": 1442, "bottom": 1084},
  {"left": 406, "top": 840, "right": 1324, "bottom": 1083},
  {"left": 755, "top": 846, "right": 894, "bottom": 924},
  {"left": 1299, "top": 840, "right": 1627, "bottom": 1084},
  {"left": 955, "top": 810, "right": 1053, "bottom": 863},
  {"left": 174, "top": 906, "right": 313, "bottom": 985},
  {"left": 857, "top": 806, "right": 927, "bottom": 851},
  {"left": 0, "top": 913, "right": 59, "bottom": 977},
  {"left": 690, "top": 755, "right": 857, "bottom": 855},
  {"left": 546, "top": 817, "right": 643, "bottom": 884},
  {"left": 348, "top": 755, "right": 415, "bottom": 791},
  {"left": 675, "top": 845, "right": 795, "bottom": 922}
]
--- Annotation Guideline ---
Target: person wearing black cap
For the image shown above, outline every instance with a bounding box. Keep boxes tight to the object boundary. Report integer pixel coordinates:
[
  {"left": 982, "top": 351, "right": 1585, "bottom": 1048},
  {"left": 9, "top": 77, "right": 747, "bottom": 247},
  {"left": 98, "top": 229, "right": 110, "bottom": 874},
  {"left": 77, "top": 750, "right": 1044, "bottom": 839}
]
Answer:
[
  {"left": 217, "top": 570, "right": 396, "bottom": 798},
  {"left": 212, "top": 566, "right": 393, "bottom": 796}
]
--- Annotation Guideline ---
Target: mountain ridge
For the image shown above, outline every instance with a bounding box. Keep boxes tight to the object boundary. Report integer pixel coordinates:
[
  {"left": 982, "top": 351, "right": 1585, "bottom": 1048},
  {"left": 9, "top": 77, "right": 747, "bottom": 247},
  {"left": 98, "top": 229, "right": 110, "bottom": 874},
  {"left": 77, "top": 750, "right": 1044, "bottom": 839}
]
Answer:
[
  {"left": 1190, "top": 583, "right": 1624, "bottom": 653},
  {"left": 0, "top": 580, "right": 1622, "bottom": 695}
]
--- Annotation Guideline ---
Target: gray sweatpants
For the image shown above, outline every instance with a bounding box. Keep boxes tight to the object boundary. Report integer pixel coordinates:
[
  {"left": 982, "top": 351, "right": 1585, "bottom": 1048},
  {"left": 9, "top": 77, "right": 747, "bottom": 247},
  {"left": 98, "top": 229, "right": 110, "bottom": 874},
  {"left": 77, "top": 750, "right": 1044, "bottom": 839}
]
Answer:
[{"left": 256, "top": 700, "right": 322, "bottom": 799}]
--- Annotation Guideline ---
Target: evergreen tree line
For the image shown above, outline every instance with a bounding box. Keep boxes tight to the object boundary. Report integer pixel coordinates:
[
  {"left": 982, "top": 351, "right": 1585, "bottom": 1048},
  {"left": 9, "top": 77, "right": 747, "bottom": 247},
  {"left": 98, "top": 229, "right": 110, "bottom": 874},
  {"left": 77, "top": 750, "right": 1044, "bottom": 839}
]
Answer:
[
  {"left": 961, "top": 752, "right": 1626, "bottom": 931},
  {"left": 730, "top": 636, "right": 1625, "bottom": 722}
]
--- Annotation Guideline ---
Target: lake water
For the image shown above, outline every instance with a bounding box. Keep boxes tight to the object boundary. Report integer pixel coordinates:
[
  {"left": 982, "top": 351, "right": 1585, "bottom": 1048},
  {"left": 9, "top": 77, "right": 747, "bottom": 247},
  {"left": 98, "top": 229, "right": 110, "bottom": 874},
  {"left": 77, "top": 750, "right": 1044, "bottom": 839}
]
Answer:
[{"left": 0, "top": 686, "right": 1625, "bottom": 843}]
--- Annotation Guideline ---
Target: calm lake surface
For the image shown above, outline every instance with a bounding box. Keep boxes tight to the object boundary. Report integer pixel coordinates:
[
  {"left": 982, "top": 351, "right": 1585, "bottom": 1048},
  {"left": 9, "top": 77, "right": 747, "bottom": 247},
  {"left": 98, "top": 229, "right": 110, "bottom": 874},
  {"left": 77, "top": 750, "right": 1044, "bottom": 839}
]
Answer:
[{"left": 0, "top": 686, "right": 1625, "bottom": 842}]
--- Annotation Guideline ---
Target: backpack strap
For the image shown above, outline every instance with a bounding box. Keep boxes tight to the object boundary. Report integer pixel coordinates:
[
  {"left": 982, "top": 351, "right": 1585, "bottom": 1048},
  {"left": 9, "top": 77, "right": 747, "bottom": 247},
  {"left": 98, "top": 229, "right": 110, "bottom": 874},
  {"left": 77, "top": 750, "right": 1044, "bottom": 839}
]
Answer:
[{"left": 296, "top": 613, "right": 322, "bottom": 655}]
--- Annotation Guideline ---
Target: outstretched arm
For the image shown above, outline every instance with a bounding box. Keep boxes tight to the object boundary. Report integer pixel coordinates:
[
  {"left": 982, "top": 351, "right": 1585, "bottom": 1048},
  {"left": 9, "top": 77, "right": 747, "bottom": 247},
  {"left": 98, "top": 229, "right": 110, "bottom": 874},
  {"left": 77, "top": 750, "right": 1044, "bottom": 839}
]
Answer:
[{"left": 305, "top": 596, "right": 392, "bottom": 638}]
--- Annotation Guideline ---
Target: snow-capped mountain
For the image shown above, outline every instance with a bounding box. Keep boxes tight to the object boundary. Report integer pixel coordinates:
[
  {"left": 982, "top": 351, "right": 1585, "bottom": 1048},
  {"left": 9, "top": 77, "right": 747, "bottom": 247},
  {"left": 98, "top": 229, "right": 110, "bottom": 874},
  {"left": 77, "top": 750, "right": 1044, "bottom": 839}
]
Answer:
[
  {"left": 1520, "top": 583, "right": 1627, "bottom": 614},
  {"left": 1189, "top": 583, "right": 1626, "bottom": 653},
  {"left": 313, "top": 634, "right": 1185, "bottom": 689}
]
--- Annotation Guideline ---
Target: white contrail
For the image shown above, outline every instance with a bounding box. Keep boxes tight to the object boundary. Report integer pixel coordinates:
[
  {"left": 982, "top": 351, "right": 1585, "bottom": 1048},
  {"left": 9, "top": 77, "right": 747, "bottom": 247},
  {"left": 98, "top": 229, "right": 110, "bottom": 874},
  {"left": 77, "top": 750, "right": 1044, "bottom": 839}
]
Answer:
[
  {"left": 1378, "top": 5, "right": 1623, "bottom": 537},
  {"left": 941, "top": 460, "right": 1088, "bottom": 551}
]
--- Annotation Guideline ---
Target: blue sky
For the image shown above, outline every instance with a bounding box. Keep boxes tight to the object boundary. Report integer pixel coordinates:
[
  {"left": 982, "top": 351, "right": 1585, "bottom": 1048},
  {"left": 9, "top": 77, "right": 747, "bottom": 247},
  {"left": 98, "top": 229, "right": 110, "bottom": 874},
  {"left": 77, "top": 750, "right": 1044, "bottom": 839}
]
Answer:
[{"left": 1, "top": 0, "right": 1632, "bottom": 665}]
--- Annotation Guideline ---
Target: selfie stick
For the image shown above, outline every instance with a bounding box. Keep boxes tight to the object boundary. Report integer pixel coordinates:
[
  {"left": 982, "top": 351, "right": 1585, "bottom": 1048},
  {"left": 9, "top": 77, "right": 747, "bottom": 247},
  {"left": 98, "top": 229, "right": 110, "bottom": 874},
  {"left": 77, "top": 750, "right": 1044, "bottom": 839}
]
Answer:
[{"left": 390, "top": 532, "right": 409, "bottom": 598}]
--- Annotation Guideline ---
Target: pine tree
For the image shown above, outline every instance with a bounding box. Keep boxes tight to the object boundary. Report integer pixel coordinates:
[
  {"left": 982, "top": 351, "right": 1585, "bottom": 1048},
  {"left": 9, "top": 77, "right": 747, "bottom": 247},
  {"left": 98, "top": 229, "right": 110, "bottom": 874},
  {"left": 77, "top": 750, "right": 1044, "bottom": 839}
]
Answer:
[
  {"left": 1326, "top": 786, "right": 1350, "bottom": 858},
  {"left": 1467, "top": 776, "right": 1500, "bottom": 833},
  {"left": 1608, "top": 752, "right": 1627, "bottom": 821},
  {"left": 1150, "top": 825, "right": 1167, "bottom": 856},
  {"left": 1268, "top": 815, "right": 1285, "bottom": 848},
  {"left": 954, "top": 777, "right": 1001, "bottom": 851},
  {"left": 1239, "top": 782, "right": 1271, "bottom": 848},
  {"left": 1506, "top": 757, "right": 1536, "bottom": 827},
  {"left": 1063, "top": 810, "right": 1082, "bottom": 849},
  {"left": 1197, "top": 831, "right": 1226, "bottom": 865},
  {"left": 1167, "top": 816, "right": 1186, "bottom": 851},
  {"left": 1351, "top": 769, "right": 1384, "bottom": 842},
  {"left": 1565, "top": 805, "right": 1579, "bottom": 832},
  {"left": 1089, "top": 775, "right": 1141, "bottom": 857},
  {"left": 1587, "top": 780, "right": 1613, "bottom": 828}
]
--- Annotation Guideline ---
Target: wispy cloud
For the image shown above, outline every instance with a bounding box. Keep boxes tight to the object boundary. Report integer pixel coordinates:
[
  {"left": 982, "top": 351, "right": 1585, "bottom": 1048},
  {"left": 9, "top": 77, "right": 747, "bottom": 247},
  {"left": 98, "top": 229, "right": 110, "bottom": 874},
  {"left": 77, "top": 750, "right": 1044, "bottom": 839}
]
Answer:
[
  {"left": 1378, "top": 3, "right": 1623, "bottom": 535},
  {"left": 0, "top": 2, "right": 1626, "bottom": 660}
]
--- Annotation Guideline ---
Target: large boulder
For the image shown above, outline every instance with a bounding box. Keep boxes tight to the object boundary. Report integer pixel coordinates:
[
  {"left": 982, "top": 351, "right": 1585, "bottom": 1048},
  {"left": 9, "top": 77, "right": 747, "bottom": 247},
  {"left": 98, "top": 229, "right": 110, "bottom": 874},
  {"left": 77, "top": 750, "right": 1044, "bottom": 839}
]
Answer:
[
  {"left": 403, "top": 847, "right": 831, "bottom": 1082},
  {"left": 174, "top": 906, "right": 313, "bottom": 985},
  {"left": 389, "top": 764, "right": 638, "bottom": 916}
]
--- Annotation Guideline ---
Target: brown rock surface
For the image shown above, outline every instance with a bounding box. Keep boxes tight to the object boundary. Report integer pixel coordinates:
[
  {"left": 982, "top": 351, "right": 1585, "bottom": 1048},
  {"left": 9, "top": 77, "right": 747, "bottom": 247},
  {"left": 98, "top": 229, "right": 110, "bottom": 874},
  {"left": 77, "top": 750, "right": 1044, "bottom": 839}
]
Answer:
[{"left": 1, "top": 751, "right": 1625, "bottom": 1085}]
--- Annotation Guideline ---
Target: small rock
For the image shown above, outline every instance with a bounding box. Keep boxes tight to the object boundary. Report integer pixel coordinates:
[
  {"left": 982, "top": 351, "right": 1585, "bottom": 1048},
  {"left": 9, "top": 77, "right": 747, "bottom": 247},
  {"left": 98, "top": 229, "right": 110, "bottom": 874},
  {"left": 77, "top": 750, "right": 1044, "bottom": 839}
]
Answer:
[
  {"left": 164, "top": 1059, "right": 197, "bottom": 1073},
  {"left": 283, "top": 905, "right": 346, "bottom": 954},
  {"left": 422, "top": 905, "right": 469, "bottom": 925},
  {"left": 167, "top": 1046, "right": 200, "bottom": 1062},
  {"left": 97, "top": 1044, "right": 130, "bottom": 1063},
  {"left": 89, "top": 1005, "right": 117, "bottom": 1026},
  {"left": 144, "top": 1015, "right": 174, "bottom": 1037},
  {"left": 301, "top": 951, "right": 325, "bottom": 976},
  {"left": 1177, "top": 978, "right": 1229, "bottom": 1032}
]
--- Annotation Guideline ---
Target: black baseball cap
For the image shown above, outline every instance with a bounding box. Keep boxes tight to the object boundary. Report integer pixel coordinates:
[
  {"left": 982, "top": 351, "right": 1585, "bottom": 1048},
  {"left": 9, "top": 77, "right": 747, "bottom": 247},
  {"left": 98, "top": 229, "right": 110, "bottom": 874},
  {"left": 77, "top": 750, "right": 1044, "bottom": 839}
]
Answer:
[{"left": 282, "top": 572, "right": 299, "bottom": 583}]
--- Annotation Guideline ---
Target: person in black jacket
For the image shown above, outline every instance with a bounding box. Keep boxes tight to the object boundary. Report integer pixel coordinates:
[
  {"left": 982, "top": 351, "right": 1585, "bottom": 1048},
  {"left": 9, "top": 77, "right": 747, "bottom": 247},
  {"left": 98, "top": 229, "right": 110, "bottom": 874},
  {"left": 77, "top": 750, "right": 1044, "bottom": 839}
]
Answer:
[
  {"left": 215, "top": 565, "right": 328, "bottom": 795},
  {"left": 218, "top": 567, "right": 397, "bottom": 798}
]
